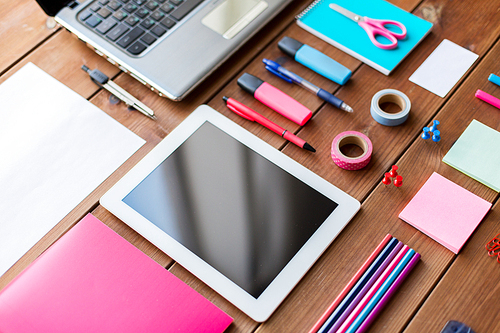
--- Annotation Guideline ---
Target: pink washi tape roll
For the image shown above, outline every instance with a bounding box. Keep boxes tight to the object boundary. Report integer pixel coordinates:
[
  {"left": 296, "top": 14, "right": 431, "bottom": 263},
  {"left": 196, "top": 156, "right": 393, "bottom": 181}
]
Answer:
[{"left": 331, "top": 131, "right": 373, "bottom": 170}]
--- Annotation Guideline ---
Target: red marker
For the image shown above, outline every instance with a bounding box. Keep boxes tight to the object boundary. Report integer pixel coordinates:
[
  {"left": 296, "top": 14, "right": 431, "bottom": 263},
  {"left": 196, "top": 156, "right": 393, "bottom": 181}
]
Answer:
[{"left": 223, "top": 96, "right": 316, "bottom": 152}]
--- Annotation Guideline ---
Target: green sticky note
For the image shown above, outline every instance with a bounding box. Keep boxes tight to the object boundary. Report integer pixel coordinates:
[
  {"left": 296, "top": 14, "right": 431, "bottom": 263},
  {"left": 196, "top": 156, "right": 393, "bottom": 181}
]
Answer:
[{"left": 443, "top": 119, "right": 500, "bottom": 192}]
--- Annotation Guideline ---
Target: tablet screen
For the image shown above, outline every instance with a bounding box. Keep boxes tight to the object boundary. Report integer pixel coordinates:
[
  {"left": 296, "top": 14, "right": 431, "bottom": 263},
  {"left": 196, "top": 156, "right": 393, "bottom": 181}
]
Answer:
[{"left": 123, "top": 122, "right": 338, "bottom": 298}]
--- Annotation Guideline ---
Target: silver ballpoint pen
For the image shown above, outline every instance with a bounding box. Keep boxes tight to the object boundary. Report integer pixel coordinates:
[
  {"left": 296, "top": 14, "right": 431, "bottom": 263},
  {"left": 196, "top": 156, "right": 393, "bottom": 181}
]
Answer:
[{"left": 81, "top": 65, "right": 156, "bottom": 120}]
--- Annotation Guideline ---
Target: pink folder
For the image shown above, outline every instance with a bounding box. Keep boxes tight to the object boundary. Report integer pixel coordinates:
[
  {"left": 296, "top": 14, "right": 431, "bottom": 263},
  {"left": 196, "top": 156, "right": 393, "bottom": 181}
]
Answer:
[{"left": 0, "top": 214, "right": 233, "bottom": 333}]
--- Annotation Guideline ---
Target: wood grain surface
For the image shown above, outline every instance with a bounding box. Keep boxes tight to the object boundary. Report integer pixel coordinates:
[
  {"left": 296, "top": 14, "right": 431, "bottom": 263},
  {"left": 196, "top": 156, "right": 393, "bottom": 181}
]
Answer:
[{"left": 1, "top": 0, "right": 500, "bottom": 332}]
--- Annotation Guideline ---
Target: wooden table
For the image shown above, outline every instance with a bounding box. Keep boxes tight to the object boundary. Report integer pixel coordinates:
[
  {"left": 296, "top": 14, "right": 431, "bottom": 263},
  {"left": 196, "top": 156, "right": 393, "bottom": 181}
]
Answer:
[{"left": 2, "top": 0, "right": 500, "bottom": 332}]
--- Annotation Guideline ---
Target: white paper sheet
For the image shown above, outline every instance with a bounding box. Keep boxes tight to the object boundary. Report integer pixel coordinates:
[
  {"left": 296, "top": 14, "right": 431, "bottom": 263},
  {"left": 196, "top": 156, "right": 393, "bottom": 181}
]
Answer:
[
  {"left": 0, "top": 63, "right": 145, "bottom": 277},
  {"left": 409, "top": 39, "right": 478, "bottom": 98}
]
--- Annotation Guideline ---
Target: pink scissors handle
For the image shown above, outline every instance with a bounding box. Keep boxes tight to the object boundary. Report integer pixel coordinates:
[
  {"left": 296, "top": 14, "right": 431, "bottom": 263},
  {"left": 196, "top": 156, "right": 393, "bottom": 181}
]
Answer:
[{"left": 359, "top": 18, "right": 407, "bottom": 50}]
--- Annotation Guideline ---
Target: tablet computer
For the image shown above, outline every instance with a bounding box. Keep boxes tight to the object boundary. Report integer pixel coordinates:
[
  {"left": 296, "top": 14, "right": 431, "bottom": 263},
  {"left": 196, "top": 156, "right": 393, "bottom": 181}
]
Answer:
[{"left": 100, "top": 105, "right": 360, "bottom": 322}]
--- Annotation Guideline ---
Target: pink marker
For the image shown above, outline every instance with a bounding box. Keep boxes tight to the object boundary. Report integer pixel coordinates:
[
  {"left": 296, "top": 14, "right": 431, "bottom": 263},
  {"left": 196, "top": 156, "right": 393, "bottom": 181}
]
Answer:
[
  {"left": 237, "top": 73, "right": 312, "bottom": 126},
  {"left": 475, "top": 89, "right": 500, "bottom": 109}
]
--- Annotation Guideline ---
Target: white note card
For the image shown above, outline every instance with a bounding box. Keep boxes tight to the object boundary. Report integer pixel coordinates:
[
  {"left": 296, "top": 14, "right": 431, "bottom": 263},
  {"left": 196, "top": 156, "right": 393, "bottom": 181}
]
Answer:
[
  {"left": 409, "top": 39, "right": 478, "bottom": 98},
  {"left": 0, "top": 63, "right": 145, "bottom": 277}
]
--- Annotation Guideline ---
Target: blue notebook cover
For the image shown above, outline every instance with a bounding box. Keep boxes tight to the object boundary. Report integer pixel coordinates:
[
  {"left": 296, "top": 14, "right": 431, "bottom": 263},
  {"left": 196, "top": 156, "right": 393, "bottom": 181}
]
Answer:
[{"left": 296, "top": 0, "right": 433, "bottom": 75}]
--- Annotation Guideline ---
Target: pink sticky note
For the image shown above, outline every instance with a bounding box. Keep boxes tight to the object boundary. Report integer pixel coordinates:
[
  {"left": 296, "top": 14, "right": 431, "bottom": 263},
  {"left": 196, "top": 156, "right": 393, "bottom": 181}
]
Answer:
[
  {"left": 0, "top": 214, "right": 233, "bottom": 333},
  {"left": 399, "top": 172, "right": 491, "bottom": 253}
]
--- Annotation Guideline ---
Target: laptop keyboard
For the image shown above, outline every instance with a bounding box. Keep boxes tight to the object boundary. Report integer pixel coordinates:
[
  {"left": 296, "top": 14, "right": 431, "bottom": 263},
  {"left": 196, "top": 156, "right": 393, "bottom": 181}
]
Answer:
[{"left": 78, "top": 0, "right": 204, "bottom": 56}]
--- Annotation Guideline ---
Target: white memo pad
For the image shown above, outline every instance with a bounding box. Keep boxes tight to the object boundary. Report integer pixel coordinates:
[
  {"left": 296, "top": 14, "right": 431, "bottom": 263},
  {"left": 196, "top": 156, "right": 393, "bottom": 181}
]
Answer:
[
  {"left": 409, "top": 39, "right": 478, "bottom": 97},
  {"left": 0, "top": 63, "right": 145, "bottom": 277}
]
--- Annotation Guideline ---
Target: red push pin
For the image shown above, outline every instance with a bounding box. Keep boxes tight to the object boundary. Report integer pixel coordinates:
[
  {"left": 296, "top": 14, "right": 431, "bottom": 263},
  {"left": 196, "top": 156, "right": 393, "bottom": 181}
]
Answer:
[
  {"left": 389, "top": 165, "right": 399, "bottom": 178},
  {"left": 382, "top": 173, "right": 392, "bottom": 185},
  {"left": 394, "top": 175, "right": 403, "bottom": 187}
]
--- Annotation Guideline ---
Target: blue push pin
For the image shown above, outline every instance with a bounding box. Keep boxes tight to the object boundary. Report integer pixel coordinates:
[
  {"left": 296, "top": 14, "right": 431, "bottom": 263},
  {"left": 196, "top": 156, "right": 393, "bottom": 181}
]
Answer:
[
  {"left": 421, "top": 127, "right": 431, "bottom": 140},
  {"left": 432, "top": 130, "right": 441, "bottom": 142},
  {"left": 429, "top": 120, "right": 440, "bottom": 132}
]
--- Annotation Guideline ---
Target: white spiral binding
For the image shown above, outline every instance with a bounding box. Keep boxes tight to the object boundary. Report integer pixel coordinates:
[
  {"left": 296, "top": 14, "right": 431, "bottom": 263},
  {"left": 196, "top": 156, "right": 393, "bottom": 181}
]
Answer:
[{"left": 295, "top": 0, "right": 324, "bottom": 20}]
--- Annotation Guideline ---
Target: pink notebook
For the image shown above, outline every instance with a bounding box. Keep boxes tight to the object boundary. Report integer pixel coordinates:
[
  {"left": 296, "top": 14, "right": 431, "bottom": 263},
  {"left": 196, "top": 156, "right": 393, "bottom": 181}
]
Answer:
[{"left": 0, "top": 214, "right": 232, "bottom": 333}]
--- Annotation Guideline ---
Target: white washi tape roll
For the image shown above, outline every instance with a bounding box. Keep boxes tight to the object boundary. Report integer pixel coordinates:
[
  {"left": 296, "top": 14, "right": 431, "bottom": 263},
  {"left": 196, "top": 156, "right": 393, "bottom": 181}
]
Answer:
[
  {"left": 370, "top": 89, "right": 411, "bottom": 126},
  {"left": 331, "top": 131, "right": 373, "bottom": 170}
]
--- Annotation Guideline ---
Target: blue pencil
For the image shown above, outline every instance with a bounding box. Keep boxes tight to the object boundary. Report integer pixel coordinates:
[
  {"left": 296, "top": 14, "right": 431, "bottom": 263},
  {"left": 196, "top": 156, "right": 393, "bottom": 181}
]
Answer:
[
  {"left": 344, "top": 249, "right": 416, "bottom": 333},
  {"left": 317, "top": 237, "right": 399, "bottom": 333}
]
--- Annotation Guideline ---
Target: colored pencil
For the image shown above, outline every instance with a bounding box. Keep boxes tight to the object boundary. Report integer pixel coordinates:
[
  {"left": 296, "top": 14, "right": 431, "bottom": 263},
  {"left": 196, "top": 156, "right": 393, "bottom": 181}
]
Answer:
[
  {"left": 325, "top": 241, "right": 403, "bottom": 333},
  {"left": 317, "top": 238, "right": 399, "bottom": 333},
  {"left": 355, "top": 253, "right": 420, "bottom": 333},
  {"left": 344, "top": 249, "right": 416, "bottom": 333},
  {"left": 308, "top": 234, "right": 392, "bottom": 333},
  {"left": 335, "top": 245, "right": 409, "bottom": 333}
]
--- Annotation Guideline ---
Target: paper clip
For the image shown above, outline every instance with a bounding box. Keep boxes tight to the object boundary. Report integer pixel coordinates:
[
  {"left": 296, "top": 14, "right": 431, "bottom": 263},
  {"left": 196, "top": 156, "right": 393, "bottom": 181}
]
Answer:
[
  {"left": 485, "top": 233, "right": 500, "bottom": 251},
  {"left": 485, "top": 233, "right": 500, "bottom": 263}
]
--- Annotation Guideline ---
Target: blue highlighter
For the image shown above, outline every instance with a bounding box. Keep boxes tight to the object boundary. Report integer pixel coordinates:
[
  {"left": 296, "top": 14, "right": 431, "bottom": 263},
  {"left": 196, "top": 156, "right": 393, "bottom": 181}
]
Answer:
[{"left": 278, "top": 36, "right": 351, "bottom": 85}]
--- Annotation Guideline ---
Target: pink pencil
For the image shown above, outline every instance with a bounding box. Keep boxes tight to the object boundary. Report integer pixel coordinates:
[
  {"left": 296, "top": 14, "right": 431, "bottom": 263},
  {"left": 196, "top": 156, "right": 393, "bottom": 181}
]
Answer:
[
  {"left": 308, "top": 234, "right": 392, "bottom": 333},
  {"left": 334, "top": 245, "right": 409, "bottom": 333},
  {"left": 475, "top": 89, "right": 500, "bottom": 109}
]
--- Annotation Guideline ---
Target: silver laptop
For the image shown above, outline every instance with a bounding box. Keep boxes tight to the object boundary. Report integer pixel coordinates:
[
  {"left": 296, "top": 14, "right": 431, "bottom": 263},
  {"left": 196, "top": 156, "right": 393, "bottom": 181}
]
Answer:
[{"left": 36, "top": 0, "right": 292, "bottom": 101}]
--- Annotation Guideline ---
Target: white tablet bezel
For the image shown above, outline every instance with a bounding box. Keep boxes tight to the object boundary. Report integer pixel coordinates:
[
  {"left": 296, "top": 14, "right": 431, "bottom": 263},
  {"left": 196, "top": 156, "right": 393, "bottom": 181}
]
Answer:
[{"left": 100, "top": 105, "right": 360, "bottom": 322}]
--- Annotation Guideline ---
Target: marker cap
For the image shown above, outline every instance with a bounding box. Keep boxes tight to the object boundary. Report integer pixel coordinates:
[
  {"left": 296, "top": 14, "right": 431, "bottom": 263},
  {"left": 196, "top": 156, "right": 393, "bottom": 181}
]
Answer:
[
  {"left": 237, "top": 73, "right": 264, "bottom": 95},
  {"left": 277, "top": 36, "right": 304, "bottom": 58}
]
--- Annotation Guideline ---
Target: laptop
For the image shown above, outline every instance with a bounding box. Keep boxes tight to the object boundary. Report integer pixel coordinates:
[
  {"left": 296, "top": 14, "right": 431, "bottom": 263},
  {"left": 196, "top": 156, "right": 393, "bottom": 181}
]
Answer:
[{"left": 36, "top": 0, "right": 292, "bottom": 101}]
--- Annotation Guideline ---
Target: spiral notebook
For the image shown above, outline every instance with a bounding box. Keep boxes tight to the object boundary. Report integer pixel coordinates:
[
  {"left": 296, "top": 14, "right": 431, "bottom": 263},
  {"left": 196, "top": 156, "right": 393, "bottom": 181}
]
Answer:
[{"left": 296, "top": 0, "right": 433, "bottom": 75}]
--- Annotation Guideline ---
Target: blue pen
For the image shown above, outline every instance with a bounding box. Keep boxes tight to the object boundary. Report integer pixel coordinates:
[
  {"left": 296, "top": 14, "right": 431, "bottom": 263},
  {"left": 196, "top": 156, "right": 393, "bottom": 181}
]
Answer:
[{"left": 263, "top": 59, "right": 354, "bottom": 113}]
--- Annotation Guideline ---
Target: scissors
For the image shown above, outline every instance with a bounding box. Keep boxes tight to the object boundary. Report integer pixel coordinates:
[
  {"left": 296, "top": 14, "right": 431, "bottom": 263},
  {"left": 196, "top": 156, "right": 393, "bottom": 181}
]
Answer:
[{"left": 329, "top": 3, "right": 407, "bottom": 50}]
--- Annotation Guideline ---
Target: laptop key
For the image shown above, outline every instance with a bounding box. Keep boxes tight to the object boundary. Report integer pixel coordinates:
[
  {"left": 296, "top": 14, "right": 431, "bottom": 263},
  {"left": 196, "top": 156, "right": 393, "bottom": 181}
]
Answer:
[
  {"left": 170, "top": 0, "right": 204, "bottom": 21},
  {"left": 97, "top": 7, "right": 112, "bottom": 19},
  {"left": 136, "top": 8, "right": 149, "bottom": 18},
  {"left": 150, "top": 24, "right": 166, "bottom": 37},
  {"left": 133, "top": 0, "right": 147, "bottom": 5},
  {"left": 79, "top": 10, "right": 92, "bottom": 21},
  {"left": 96, "top": 19, "right": 117, "bottom": 34},
  {"left": 85, "top": 15, "right": 102, "bottom": 28},
  {"left": 141, "top": 33, "right": 157, "bottom": 45},
  {"left": 89, "top": 3, "right": 101, "bottom": 12},
  {"left": 107, "top": 0, "right": 121, "bottom": 10},
  {"left": 117, "top": 26, "right": 145, "bottom": 48},
  {"left": 113, "top": 10, "right": 128, "bottom": 21},
  {"left": 160, "top": 17, "right": 175, "bottom": 29},
  {"left": 127, "top": 41, "right": 147, "bottom": 55},
  {"left": 123, "top": 3, "right": 138, "bottom": 13},
  {"left": 159, "top": 3, "right": 174, "bottom": 13},
  {"left": 99, "top": 0, "right": 109, "bottom": 4},
  {"left": 125, "top": 15, "right": 140, "bottom": 26},
  {"left": 140, "top": 18, "right": 156, "bottom": 29},
  {"left": 146, "top": 1, "right": 159, "bottom": 11},
  {"left": 150, "top": 10, "right": 165, "bottom": 21},
  {"left": 106, "top": 24, "right": 130, "bottom": 41},
  {"left": 170, "top": 0, "right": 183, "bottom": 5}
]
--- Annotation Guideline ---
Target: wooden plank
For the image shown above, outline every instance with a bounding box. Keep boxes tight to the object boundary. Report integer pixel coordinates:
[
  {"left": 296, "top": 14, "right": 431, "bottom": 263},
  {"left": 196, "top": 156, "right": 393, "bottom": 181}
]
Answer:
[
  {"left": 0, "top": 31, "right": 120, "bottom": 98},
  {"left": 0, "top": 0, "right": 57, "bottom": 73}
]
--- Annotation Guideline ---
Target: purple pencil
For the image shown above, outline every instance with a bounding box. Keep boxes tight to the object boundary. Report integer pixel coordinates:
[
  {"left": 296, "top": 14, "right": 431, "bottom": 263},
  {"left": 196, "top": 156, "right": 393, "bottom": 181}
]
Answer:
[
  {"left": 326, "top": 241, "right": 404, "bottom": 333},
  {"left": 354, "top": 253, "right": 421, "bottom": 333}
]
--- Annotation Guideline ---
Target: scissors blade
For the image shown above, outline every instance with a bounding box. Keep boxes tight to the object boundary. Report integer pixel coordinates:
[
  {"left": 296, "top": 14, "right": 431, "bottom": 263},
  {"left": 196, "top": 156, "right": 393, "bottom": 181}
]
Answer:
[{"left": 329, "top": 3, "right": 361, "bottom": 22}]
